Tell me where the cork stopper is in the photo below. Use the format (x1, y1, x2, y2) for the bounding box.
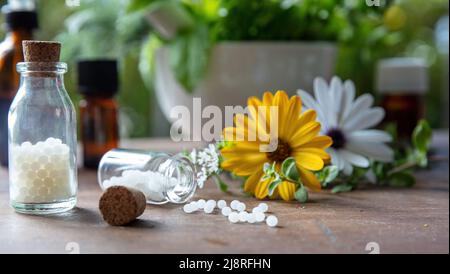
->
(99, 186, 147, 226)
(22, 40, 61, 62)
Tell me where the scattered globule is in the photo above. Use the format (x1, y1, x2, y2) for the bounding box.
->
(182, 199, 278, 228)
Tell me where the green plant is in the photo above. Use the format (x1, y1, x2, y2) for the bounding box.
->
(128, 0, 390, 93)
(54, 0, 153, 137)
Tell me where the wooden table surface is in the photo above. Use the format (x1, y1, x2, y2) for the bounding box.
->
(0, 133, 448, 254)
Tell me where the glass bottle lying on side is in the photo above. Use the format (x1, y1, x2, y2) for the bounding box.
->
(98, 149, 197, 204)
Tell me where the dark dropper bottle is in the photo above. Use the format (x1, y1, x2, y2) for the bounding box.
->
(0, 4, 38, 166)
(78, 60, 120, 169)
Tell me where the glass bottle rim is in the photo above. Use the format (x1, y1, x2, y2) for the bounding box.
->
(17, 62, 68, 74)
(161, 153, 197, 204)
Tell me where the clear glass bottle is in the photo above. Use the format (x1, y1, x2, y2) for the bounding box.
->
(8, 41, 77, 214)
(98, 149, 197, 204)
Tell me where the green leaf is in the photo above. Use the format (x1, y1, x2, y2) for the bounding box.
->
(316, 165, 339, 185)
(268, 177, 282, 196)
(412, 120, 432, 154)
(139, 34, 162, 89)
(388, 172, 416, 187)
(415, 151, 429, 168)
(294, 185, 309, 203)
(331, 184, 354, 194)
(230, 173, 247, 183)
(384, 122, 398, 143)
(127, 0, 160, 13)
(263, 162, 273, 174)
(371, 161, 389, 182)
(216, 140, 233, 150)
(348, 167, 369, 185)
(169, 24, 211, 93)
(281, 157, 300, 182)
(213, 174, 229, 192)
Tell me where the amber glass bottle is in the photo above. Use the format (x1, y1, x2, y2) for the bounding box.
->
(78, 60, 119, 169)
(376, 58, 428, 140)
(0, 7, 38, 166)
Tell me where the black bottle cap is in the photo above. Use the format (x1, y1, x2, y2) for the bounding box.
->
(77, 60, 119, 97)
(5, 11, 39, 30)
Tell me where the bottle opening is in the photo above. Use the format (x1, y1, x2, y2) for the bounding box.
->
(158, 154, 196, 204)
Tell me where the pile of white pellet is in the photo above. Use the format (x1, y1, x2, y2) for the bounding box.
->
(102, 170, 179, 203)
(183, 199, 279, 228)
(10, 138, 73, 203)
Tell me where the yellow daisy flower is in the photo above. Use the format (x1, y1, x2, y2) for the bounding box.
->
(220, 91, 332, 201)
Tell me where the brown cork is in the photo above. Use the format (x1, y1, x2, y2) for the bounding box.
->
(22, 40, 61, 62)
(99, 186, 147, 226)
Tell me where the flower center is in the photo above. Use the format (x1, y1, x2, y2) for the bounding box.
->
(267, 139, 292, 163)
(327, 128, 346, 149)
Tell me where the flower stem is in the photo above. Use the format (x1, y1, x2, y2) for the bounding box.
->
(387, 161, 418, 176)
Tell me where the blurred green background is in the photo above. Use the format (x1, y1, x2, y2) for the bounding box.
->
(0, 0, 448, 137)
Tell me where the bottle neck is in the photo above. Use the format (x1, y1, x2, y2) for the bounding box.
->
(17, 62, 68, 91)
(20, 73, 65, 91)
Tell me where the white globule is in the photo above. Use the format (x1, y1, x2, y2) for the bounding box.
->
(266, 215, 278, 227)
(206, 199, 216, 209)
(221, 206, 232, 216)
(204, 203, 215, 214)
(238, 211, 249, 222)
(230, 200, 240, 210)
(247, 213, 256, 224)
(252, 207, 263, 214)
(254, 212, 266, 222)
(10, 138, 74, 203)
(102, 169, 178, 203)
(189, 202, 199, 211)
(196, 199, 206, 209)
(258, 203, 269, 213)
(228, 212, 239, 223)
(183, 204, 193, 213)
(236, 202, 246, 212)
(217, 200, 227, 209)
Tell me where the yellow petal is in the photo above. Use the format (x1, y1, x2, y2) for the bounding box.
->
(299, 135, 333, 149)
(247, 97, 264, 123)
(240, 107, 270, 140)
(254, 178, 270, 199)
(223, 127, 247, 141)
(262, 92, 274, 105)
(295, 147, 330, 161)
(244, 170, 263, 193)
(272, 91, 289, 137)
(221, 141, 260, 154)
(298, 109, 317, 126)
(293, 152, 324, 171)
(299, 167, 322, 192)
(290, 122, 321, 148)
(278, 181, 296, 201)
(221, 153, 266, 176)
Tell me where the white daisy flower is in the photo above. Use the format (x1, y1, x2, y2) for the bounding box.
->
(298, 76, 394, 175)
